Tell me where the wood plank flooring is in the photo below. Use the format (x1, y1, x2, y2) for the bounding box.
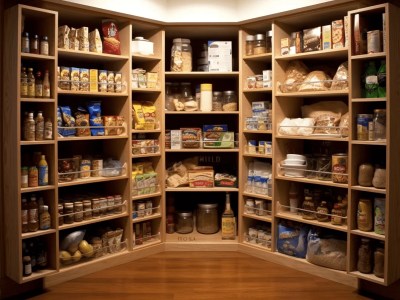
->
(26, 252, 371, 300)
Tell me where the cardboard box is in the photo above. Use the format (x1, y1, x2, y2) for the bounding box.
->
(89, 69, 98, 92)
(208, 41, 232, 72)
(170, 130, 182, 149)
(131, 37, 154, 55)
(188, 167, 214, 188)
(280, 38, 289, 55)
(146, 72, 158, 89)
(354, 13, 367, 55)
(344, 16, 349, 48)
(332, 20, 344, 49)
(303, 27, 321, 52)
(322, 25, 332, 50)
(203, 131, 234, 148)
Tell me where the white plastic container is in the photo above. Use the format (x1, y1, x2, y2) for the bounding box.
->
(131, 37, 154, 55)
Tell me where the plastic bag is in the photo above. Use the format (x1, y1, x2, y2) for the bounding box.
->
(102, 158, 123, 177)
(60, 106, 76, 136)
(298, 70, 332, 92)
(331, 62, 348, 90)
(87, 101, 104, 136)
(277, 221, 309, 258)
(280, 60, 309, 93)
(102, 19, 121, 55)
(278, 117, 315, 136)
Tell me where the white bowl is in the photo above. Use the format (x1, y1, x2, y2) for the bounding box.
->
(286, 154, 306, 161)
(283, 159, 305, 165)
(282, 163, 307, 177)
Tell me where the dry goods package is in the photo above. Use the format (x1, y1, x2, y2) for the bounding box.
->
(188, 167, 214, 188)
(59, 106, 76, 136)
(277, 221, 309, 258)
(78, 27, 89, 51)
(303, 27, 321, 52)
(214, 173, 237, 187)
(141, 103, 157, 130)
(298, 71, 332, 92)
(338, 112, 349, 137)
(74, 107, 90, 136)
(89, 29, 102, 53)
(278, 117, 315, 136)
(68, 27, 79, 50)
(331, 62, 348, 90)
(332, 19, 345, 48)
(181, 128, 202, 148)
(80, 68, 89, 91)
(88, 101, 104, 136)
(132, 103, 145, 130)
(280, 60, 309, 93)
(70, 67, 80, 91)
(102, 19, 121, 55)
(58, 25, 70, 49)
(59, 67, 71, 90)
(322, 25, 332, 50)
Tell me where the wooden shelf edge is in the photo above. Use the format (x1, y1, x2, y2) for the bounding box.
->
(165, 187, 239, 192)
(243, 213, 272, 223)
(21, 185, 56, 193)
(351, 185, 386, 194)
(20, 269, 58, 284)
(350, 229, 385, 241)
(59, 212, 129, 231)
(22, 229, 56, 239)
(275, 48, 348, 60)
(275, 176, 348, 189)
(58, 175, 128, 187)
(350, 271, 385, 285)
(242, 192, 272, 200)
(58, 48, 129, 60)
(132, 192, 162, 201)
(132, 213, 162, 224)
(58, 135, 128, 142)
(276, 212, 348, 232)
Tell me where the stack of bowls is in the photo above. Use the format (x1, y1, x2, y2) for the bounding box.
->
(282, 154, 307, 177)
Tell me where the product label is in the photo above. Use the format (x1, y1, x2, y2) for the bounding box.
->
(29, 209, 38, 223)
(21, 209, 28, 224)
(21, 175, 28, 186)
(221, 217, 235, 238)
(38, 165, 48, 186)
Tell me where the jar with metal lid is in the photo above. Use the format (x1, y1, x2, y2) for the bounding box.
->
(222, 91, 237, 111)
(254, 34, 266, 55)
(175, 211, 194, 234)
(212, 91, 223, 111)
(331, 203, 344, 225)
(246, 35, 255, 56)
(302, 196, 316, 220)
(317, 155, 332, 181)
(171, 38, 192, 72)
(63, 202, 74, 224)
(83, 200, 92, 220)
(373, 109, 386, 140)
(358, 163, 374, 186)
(316, 201, 329, 222)
(114, 194, 123, 213)
(196, 203, 219, 234)
(373, 242, 385, 278)
(74, 201, 83, 222)
(266, 30, 272, 53)
(289, 32, 297, 54)
(107, 196, 115, 214)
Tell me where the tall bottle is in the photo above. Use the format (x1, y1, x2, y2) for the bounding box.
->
(44, 118, 53, 140)
(24, 112, 35, 141)
(221, 192, 236, 240)
(38, 155, 48, 186)
(28, 194, 39, 232)
(27, 68, 35, 98)
(39, 205, 51, 230)
(20, 67, 28, 97)
(42, 70, 51, 98)
(35, 71, 43, 98)
(35, 111, 44, 141)
(21, 197, 29, 233)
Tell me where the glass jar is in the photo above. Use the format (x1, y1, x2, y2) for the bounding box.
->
(357, 238, 372, 274)
(40, 36, 49, 55)
(317, 155, 332, 181)
(30, 34, 39, 54)
(175, 211, 194, 234)
(196, 203, 219, 234)
(180, 82, 192, 99)
(21, 32, 30, 53)
(373, 242, 385, 278)
(266, 30, 272, 53)
(74, 201, 83, 222)
(302, 196, 316, 220)
(357, 198, 373, 231)
(212, 91, 223, 111)
(254, 34, 266, 55)
(245, 35, 255, 56)
(289, 32, 297, 54)
(372, 166, 386, 189)
(222, 91, 237, 111)
(170, 38, 192, 72)
(63, 202, 74, 224)
(331, 203, 343, 225)
(358, 163, 374, 186)
(373, 109, 386, 140)
(316, 201, 329, 222)
(165, 82, 175, 111)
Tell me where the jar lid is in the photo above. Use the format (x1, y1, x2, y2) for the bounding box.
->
(173, 38, 191, 44)
(374, 109, 386, 113)
(213, 91, 222, 95)
(42, 36, 48, 41)
(201, 83, 212, 91)
(246, 35, 255, 41)
(357, 114, 373, 118)
(197, 203, 218, 209)
(266, 30, 273, 37)
(255, 34, 265, 40)
(223, 90, 235, 95)
(176, 211, 192, 217)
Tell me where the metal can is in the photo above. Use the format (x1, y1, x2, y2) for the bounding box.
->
(332, 153, 348, 183)
(367, 30, 382, 54)
(357, 114, 373, 140)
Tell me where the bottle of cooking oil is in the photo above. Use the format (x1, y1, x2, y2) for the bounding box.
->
(221, 192, 236, 240)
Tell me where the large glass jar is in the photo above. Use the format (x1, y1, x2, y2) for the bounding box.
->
(254, 34, 266, 55)
(373, 109, 386, 140)
(357, 198, 373, 231)
(245, 35, 255, 56)
(222, 91, 237, 111)
(317, 155, 332, 181)
(212, 91, 223, 111)
(357, 238, 372, 274)
(170, 38, 192, 72)
(165, 82, 175, 111)
(196, 203, 219, 234)
(373, 242, 385, 278)
(175, 211, 194, 234)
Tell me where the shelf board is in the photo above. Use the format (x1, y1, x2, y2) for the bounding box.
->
(20, 140, 55, 145)
(242, 153, 272, 159)
(351, 140, 386, 146)
(352, 97, 386, 102)
(132, 213, 162, 224)
(132, 191, 162, 201)
(243, 130, 272, 134)
(20, 97, 55, 103)
(132, 129, 161, 134)
(242, 192, 272, 201)
(58, 175, 128, 187)
(275, 48, 348, 60)
(164, 71, 239, 78)
(275, 90, 348, 97)
(241, 241, 271, 252)
(165, 111, 239, 115)
(132, 239, 162, 251)
(351, 185, 386, 194)
(58, 48, 129, 61)
(58, 135, 128, 142)
(132, 53, 162, 62)
(59, 212, 129, 231)
(243, 213, 272, 223)
(21, 185, 55, 193)
(20, 269, 57, 284)
(350, 271, 385, 285)
(21, 52, 55, 60)
(165, 148, 239, 153)
(243, 52, 272, 61)
(351, 52, 386, 60)
(276, 211, 348, 232)
(166, 187, 239, 192)
(132, 152, 161, 158)
(166, 231, 237, 244)
(57, 90, 129, 97)
(276, 175, 348, 189)
(276, 135, 348, 142)
(132, 88, 161, 93)
(350, 229, 385, 241)
(243, 88, 273, 93)
(21, 229, 56, 239)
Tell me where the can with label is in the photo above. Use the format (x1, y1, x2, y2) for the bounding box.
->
(332, 153, 348, 183)
(357, 114, 373, 140)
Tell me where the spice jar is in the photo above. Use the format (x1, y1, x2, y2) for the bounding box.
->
(222, 91, 237, 111)
(58, 204, 64, 226)
(196, 203, 219, 234)
(212, 91, 223, 111)
(357, 238, 372, 274)
(373, 109, 386, 140)
(175, 211, 194, 234)
(331, 203, 343, 225)
(316, 201, 329, 222)
(357, 198, 373, 231)
(92, 198, 100, 217)
(373, 242, 385, 278)
(63, 202, 74, 224)
(254, 34, 266, 55)
(74, 201, 83, 222)
(358, 163, 374, 186)
(83, 200, 92, 220)
(170, 38, 192, 72)
(301, 196, 316, 220)
(372, 166, 386, 189)
(114, 194, 123, 213)
(246, 35, 255, 56)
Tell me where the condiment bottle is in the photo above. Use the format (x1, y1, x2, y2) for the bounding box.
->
(221, 193, 236, 240)
(63, 202, 74, 224)
(373, 242, 385, 278)
(21, 167, 29, 188)
(200, 83, 212, 112)
(357, 198, 373, 231)
(316, 201, 329, 222)
(23, 256, 32, 276)
(245, 35, 255, 56)
(44, 118, 53, 140)
(20, 67, 28, 97)
(21, 197, 29, 233)
(35, 111, 44, 141)
(30, 34, 39, 54)
(357, 238, 372, 274)
(28, 165, 38, 187)
(38, 155, 48, 186)
(35, 71, 43, 98)
(40, 36, 49, 55)
(21, 32, 30, 53)
(331, 203, 343, 225)
(39, 205, 51, 230)
(24, 112, 35, 141)
(27, 68, 35, 98)
(301, 196, 316, 220)
(28, 194, 39, 232)
(42, 70, 51, 98)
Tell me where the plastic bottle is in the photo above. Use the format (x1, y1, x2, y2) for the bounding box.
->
(38, 155, 48, 186)
(35, 111, 44, 141)
(21, 197, 29, 233)
(44, 118, 53, 140)
(27, 68, 35, 98)
(39, 205, 51, 230)
(24, 112, 35, 141)
(35, 71, 43, 98)
(28, 195, 39, 232)
(42, 70, 51, 98)
(20, 67, 28, 97)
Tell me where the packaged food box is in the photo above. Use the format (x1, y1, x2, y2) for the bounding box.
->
(344, 16, 349, 48)
(322, 25, 332, 50)
(188, 167, 214, 188)
(70, 67, 80, 91)
(332, 20, 344, 49)
(146, 72, 158, 89)
(354, 13, 367, 55)
(170, 130, 182, 149)
(80, 68, 89, 91)
(181, 128, 202, 148)
(131, 37, 154, 55)
(280, 37, 289, 55)
(208, 41, 232, 72)
(214, 173, 237, 187)
(90, 69, 98, 92)
(202, 124, 228, 132)
(203, 131, 234, 148)
(303, 27, 321, 52)
(252, 101, 270, 114)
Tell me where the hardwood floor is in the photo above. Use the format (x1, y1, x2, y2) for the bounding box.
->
(26, 252, 371, 300)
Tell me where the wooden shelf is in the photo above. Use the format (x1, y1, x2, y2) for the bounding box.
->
(275, 48, 348, 61)
(242, 153, 272, 158)
(58, 48, 129, 61)
(166, 231, 238, 245)
(132, 238, 162, 251)
(275, 175, 348, 189)
(243, 88, 273, 93)
(132, 213, 162, 224)
(350, 52, 386, 60)
(58, 135, 128, 142)
(132, 129, 161, 134)
(351, 140, 386, 146)
(242, 192, 272, 201)
(350, 271, 385, 285)
(21, 229, 56, 239)
(165, 187, 239, 192)
(132, 191, 162, 201)
(352, 97, 386, 103)
(21, 185, 55, 193)
(59, 212, 129, 231)
(165, 111, 239, 115)
(20, 97, 55, 103)
(243, 213, 272, 223)
(165, 148, 239, 153)
(164, 71, 239, 78)
(351, 185, 386, 194)
(20, 140, 55, 145)
(275, 90, 348, 97)
(350, 229, 385, 241)
(132, 53, 162, 62)
(243, 52, 272, 61)
(243, 130, 272, 134)
(21, 52, 55, 60)
(276, 135, 348, 142)
(21, 269, 57, 284)
(276, 211, 348, 232)
(57, 90, 129, 97)
(132, 153, 161, 158)
(241, 241, 271, 252)
(132, 88, 161, 93)
(58, 175, 128, 188)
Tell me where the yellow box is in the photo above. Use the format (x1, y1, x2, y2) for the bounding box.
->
(90, 69, 98, 92)
(322, 25, 332, 50)
(146, 72, 158, 89)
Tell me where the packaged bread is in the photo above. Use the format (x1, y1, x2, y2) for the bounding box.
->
(78, 27, 89, 51)
(89, 29, 102, 53)
(280, 60, 309, 93)
(331, 62, 348, 90)
(102, 19, 121, 55)
(68, 27, 79, 50)
(298, 71, 332, 92)
(338, 112, 349, 137)
(58, 25, 70, 49)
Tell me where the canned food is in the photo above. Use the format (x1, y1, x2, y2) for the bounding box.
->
(332, 153, 348, 183)
(357, 114, 373, 140)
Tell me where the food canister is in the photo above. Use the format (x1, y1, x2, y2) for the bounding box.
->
(175, 211, 194, 234)
(357, 114, 373, 140)
(332, 153, 348, 183)
(196, 203, 219, 234)
(374, 198, 385, 235)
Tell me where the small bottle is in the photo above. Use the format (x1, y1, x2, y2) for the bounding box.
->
(38, 155, 48, 186)
(21, 197, 29, 233)
(23, 256, 32, 276)
(42, 70, 51, 98)
(44, 118, 53, 140)
(35, 111, 44, 141)
(27, 68, 35, 98)
(373, 109, 386, 141)
(20, 67, 28, 97)
(21, 167, 29, 188)
(221, 192, 236, 240)
(30, 34, 39, 54)
(302, 196, 316, 220)
(28, 194, 39, 232)
(35, 71, 43, 98)
(40, 36, 49, 55)
(39, 205, 51, 230)
(24, 112, 35, 141)
(21, 32, 30, 53)
(28, 166, 38, 187)
(245, 35, 255, 56)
